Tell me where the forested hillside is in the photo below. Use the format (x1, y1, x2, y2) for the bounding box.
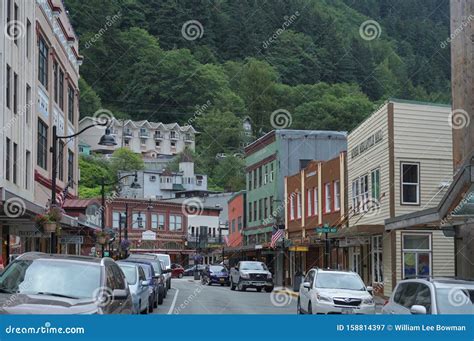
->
(66, 0, 451, 191)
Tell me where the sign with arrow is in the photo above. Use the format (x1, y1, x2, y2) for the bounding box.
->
(315, 224, 337, 234)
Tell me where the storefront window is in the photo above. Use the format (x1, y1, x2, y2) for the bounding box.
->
(371, 235, 383, 283)
(402, 234, 431, 278)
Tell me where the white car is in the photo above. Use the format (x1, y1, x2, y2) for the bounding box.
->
(382, 278, 474, 314)
(297, 268, 376, 314)
(154, 253, 172, 290)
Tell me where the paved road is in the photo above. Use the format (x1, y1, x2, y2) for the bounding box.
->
(153, 277, 297, 315)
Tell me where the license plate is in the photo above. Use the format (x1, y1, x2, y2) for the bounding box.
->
(219, 278, 225, 282)
(341, 307, 354, 314)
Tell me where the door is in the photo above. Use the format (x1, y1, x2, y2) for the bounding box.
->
(349, 247, 361, 275)
(300, 270, 314, 311)
(390, 282, 420, 314)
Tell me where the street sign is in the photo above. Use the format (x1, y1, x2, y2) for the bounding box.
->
(315, 227, 337, 233)
(142, 230, 156, 241)
(59, 235, 84, 244)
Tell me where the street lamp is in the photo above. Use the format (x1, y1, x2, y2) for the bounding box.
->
(100, 172, 141, 257)
(50, 120, 116, 253)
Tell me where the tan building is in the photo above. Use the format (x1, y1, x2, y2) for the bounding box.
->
(79, 117, 196, 157)
(345, 99, 455, 296)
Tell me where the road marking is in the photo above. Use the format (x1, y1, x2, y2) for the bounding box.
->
(167, 289, 179, 315)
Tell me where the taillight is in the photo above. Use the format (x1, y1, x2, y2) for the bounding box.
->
(383, 300, 389, 306)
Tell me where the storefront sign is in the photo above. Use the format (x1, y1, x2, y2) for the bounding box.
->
(142, 230, 156, 241)
(351, 129, 383, 159)
(18, 231, 47, 238)
(288, 246, 309, 252)
(315, 227, 337, 233)
(59, 236, 84, 244)
(339, 237, 370, 247)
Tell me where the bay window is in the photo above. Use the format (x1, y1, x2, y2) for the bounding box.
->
(402, 233, 431, 278)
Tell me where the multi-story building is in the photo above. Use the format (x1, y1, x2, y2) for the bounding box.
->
(79, 117, 196, 157)
(285, 153, 348, 286)
(1, 0, 83, 263)
(244, 130, 347, 285)
(346, 99, 455, 296)
(227, 191, 246, 249)
(119, 161, 208, 199)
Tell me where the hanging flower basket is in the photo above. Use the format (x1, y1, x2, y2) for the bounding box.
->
(95, 231, 109, 245)
(34, 207, 63, 234)
(43, 222, 58, 233)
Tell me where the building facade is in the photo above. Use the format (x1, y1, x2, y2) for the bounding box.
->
(285, 153, 348, 286)
(227, 191, 246, 248)
(345, 99, 455, 296)
(1, 0, 82, 263)
(79, 117, 195, 157)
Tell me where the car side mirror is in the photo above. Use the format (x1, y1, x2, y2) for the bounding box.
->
(410, 305, 427, 315)
(366, 286, 374, 295)
(112, 289, 128, 300)
(141, 280, 149, 287)
(303, 281, 311, 289)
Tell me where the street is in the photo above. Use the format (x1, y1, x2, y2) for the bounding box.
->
(155, 278, 297, 315)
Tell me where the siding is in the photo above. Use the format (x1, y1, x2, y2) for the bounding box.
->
(393, 102, 453, 217)
(348, 105, 390, 226)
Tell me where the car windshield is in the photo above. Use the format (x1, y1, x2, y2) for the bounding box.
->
(315, 272, 366, 291)
(157, 255, 170, 267)
(0, 259, 100, 299)
(210, 265, 226, 273)
(130, 259, 161, 275)
(240, 262, 267, 271)
(118, 265, 137, 285)
(435, 286, 474, 314)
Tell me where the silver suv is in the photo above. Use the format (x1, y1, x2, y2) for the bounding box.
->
(382, 278, 474, 314)
(298, 268, 375, 314)
(230, 261, 273, 292)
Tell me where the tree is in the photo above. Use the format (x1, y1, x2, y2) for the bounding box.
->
(109, 148, 144, 178)
(79, 78, 102, 119)
(212, 155, 246, 192)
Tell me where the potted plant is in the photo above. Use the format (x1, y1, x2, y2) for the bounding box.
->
(95, 230, 109, 245)
(34, 207, 63, 234)
(120, 239, 131, 250)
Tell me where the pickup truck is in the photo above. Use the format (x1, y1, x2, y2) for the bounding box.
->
(230, 261, 273, 292)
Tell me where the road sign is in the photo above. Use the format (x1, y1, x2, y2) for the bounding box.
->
(315, 227, 337, 233)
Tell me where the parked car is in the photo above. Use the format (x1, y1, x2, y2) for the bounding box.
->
(382, 277, 474, 314)
(183, 264, 206, 276)
(297, 268, 375, 314)
(124, 256, 166, 305)
(230, 261, 273, 292)
(171, 264, 184, 278)
(135, 262, 158, 311)
(117, 262, 150, 314)
(0, 252, 133, 314)
(153, 254, 172, 290)
(159, 261, 168, 298)
(202, 265, 230, 286)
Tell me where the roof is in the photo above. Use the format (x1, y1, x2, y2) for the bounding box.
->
(79, 117, 196, 133)
(388, 97, 451, 108)
(63, 198, 101, 209)
(16, 252, 104, 264)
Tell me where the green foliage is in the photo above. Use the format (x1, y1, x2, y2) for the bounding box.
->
(109, 148, 144, 176)
(212, 156, 246, 192)
(78, 78, 102, 119)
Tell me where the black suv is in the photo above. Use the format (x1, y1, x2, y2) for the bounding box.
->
(0, 252, 133, 314)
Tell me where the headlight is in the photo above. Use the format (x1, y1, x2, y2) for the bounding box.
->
(267, 273, 272, 279)
(363, 297, 374, 305)
(316, 294, 332, 302)
(241, 273, 250, 279)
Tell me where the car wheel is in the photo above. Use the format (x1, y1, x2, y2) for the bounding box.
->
(256, 287, 262, 292)
(154, 292, 158, 308)
(308, 302, 313, 315)
(238, 281, 246, 292)
(149, 298, 154, 313)
(297, 298, 302, 314)
(230, 279, 235, 291)
(221, 283, 225, 286)
(265, 286, 273, 293)
(179, 273, 183, 278)
(158, 288, 164, 305)
(163, 286, 167, 298)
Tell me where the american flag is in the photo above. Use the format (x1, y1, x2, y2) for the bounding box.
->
(270, 225, 284, 248)
(56, 179, 72, 208)
(223, 235, 230, 247)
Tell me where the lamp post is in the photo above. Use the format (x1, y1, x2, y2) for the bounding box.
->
(219, 225, 229, 265)
(50, 121, 116, 254)
(99, 172, 141, 257)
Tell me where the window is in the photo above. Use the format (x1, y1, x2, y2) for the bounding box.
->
(334, 180, 340, 211)
(248, 172, 252, 191)
(307, 189, 312, 216)
(53, 62, 58, 103)
(253, 201, 257, 222)
(371, 168, 380, 201)
(371, 235, 383, 283)
(6, 65, 11, 109)
(352, 179, 359, 212)
(259, 199, 263, 221)
(38, 37, 49, 87)
(402, 234, 431, 278)
(258, 167, 262, 187)
(170, 131, 176, 139)
(6, 0, 11, 23)
(37, 119, 48, 169)
(237, 216, 242, 231)
(59, 69, 64, 110)
(297, 192, 302, 219)
(253, 170, 257, 189)
(169, 215, 182, 231)
(132, 212, 145, 229)
(314, 188, 319, 216)
(401, 163, 420, 204)
(155, 141, 160, 147)
(6, 138, 11, 181)
(26, 84, 31, 124)
(58, 141, 64, 181)
(153, 214, 165, 230)
(264, 165, 268, 185)
(140, 138, 146, 145)
(232, 219, 236, 233)
(325, 183, 331, 213)
(13, 4, 18, 45)
(13, 72, 18, 114)
(264, 198, 268, 219)
(68, 151, 74, 186)
(68, 86, 74, 122)
(360, 175, 369, 211)
(269, 196, 274, 218)
(13, 143, 17, 184)
(270, 163, 274, 182)
(248, 202, 252, 222)
(25, 151, 31, 189)
(112, 211, 125, 228)
(26, 20, 32, 59)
